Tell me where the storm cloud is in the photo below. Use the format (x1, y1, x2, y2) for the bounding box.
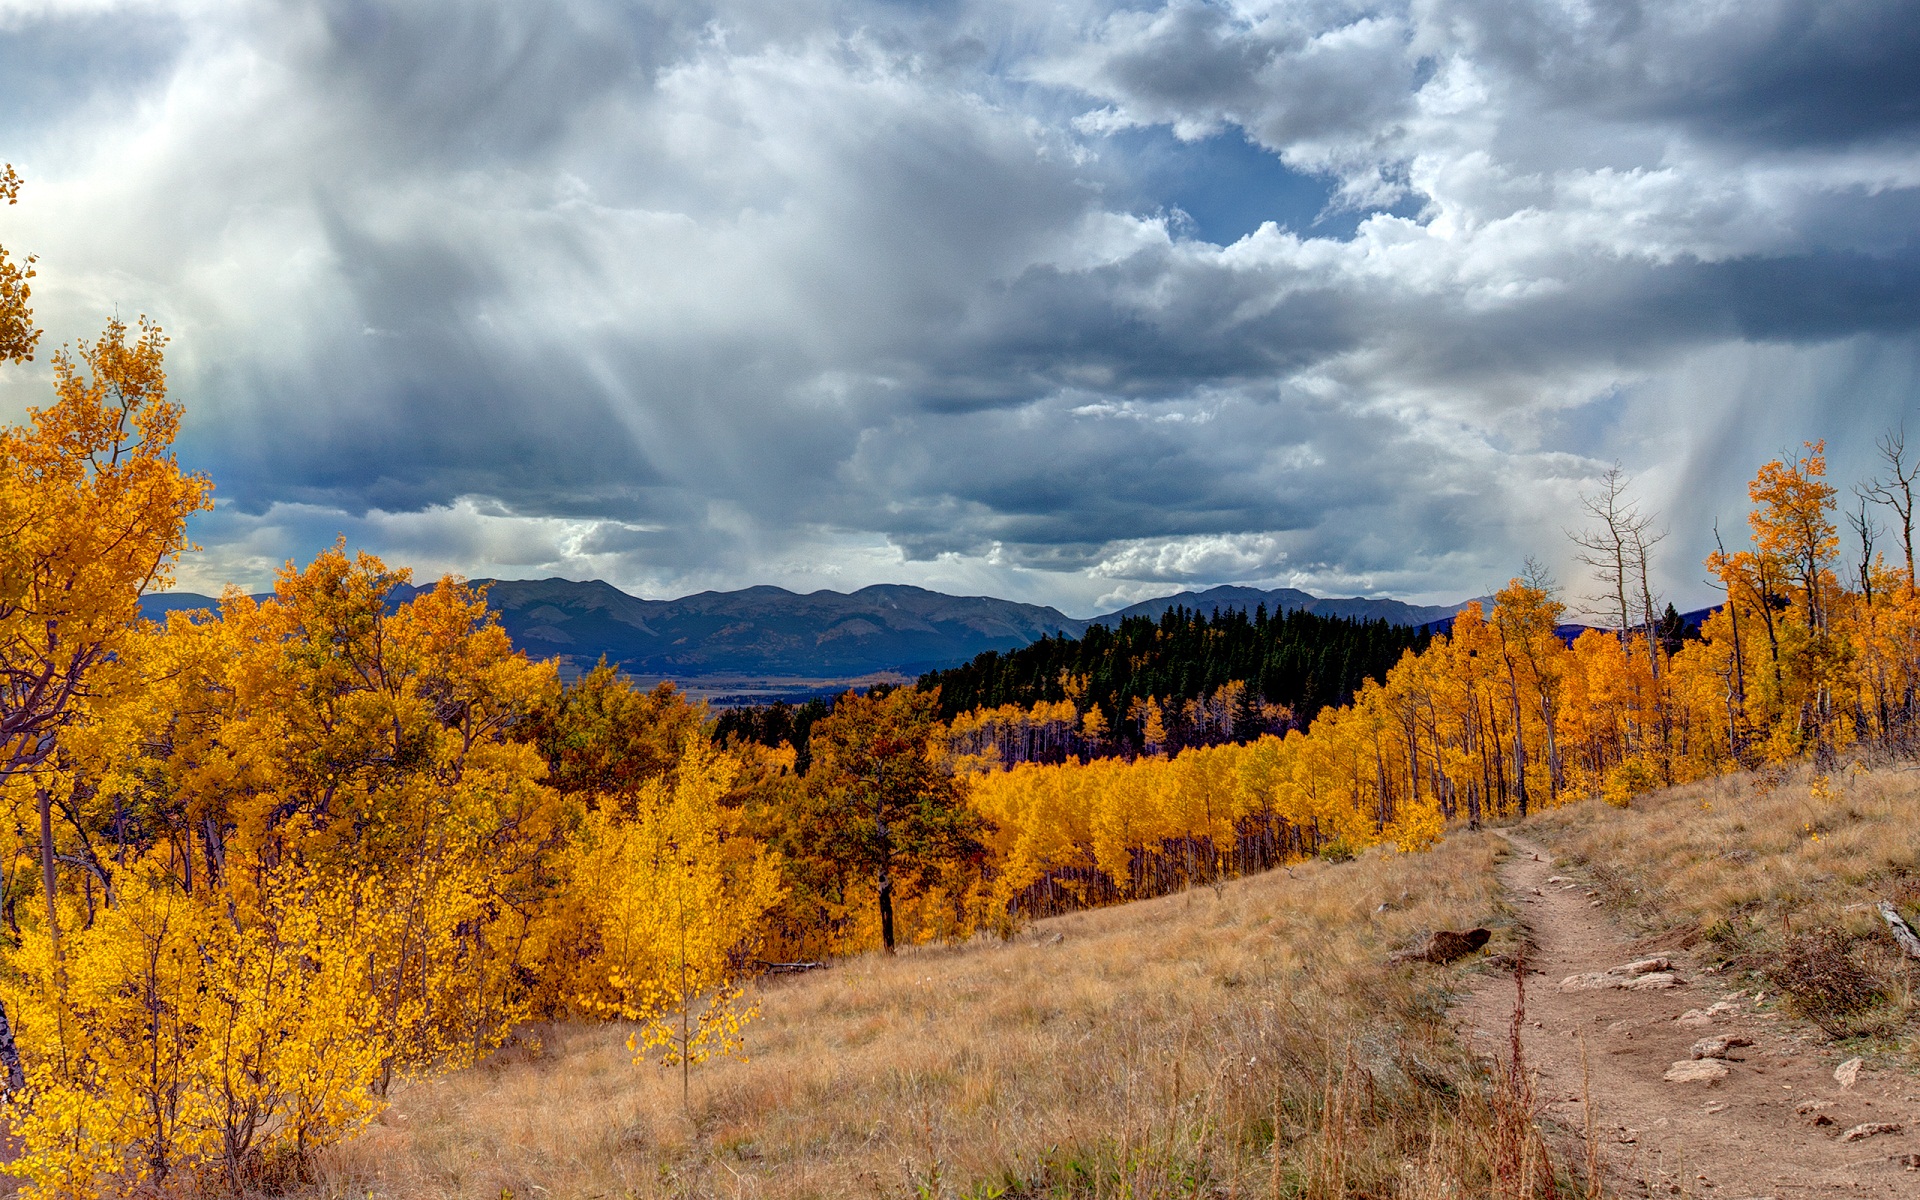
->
(0, 0, 1914, 614)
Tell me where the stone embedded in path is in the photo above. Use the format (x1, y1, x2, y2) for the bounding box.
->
(1625, 971, 1681, 990)
(1664, 1059, 1729, 1084)
(1676, 1008, 1715, 1027)
(1835, 1057, 1865, 1089)
(1559, 957, 1680, 992)
(1690, 1035, 1753, 1059)
(1841, 1121, 1902, 1142)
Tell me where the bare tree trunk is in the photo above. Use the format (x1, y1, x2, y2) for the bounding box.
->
(0, 998, 25, 1098)
(1861, 426, 1916, 590)
(37, 784, 62, 969)
(1877, 900, 1920, 960)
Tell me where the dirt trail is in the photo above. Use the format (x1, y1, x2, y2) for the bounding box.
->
(1457, 832, 1919, 1197)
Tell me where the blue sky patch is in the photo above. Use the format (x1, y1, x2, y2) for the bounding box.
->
(1106, 127, 1361, 245)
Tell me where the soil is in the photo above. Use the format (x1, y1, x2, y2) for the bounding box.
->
(1457, 832, 1920, 1198)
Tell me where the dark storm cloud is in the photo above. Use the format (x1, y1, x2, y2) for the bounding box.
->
(1, 0, 1917, 612)
(1430, 0, 1920, 149)
(1039, 0, 1419, 151)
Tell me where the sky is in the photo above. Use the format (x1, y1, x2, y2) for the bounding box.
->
(1, 0, 1916, 618)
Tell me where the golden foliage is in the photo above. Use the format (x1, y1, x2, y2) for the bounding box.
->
(951, 446, 1920, 913)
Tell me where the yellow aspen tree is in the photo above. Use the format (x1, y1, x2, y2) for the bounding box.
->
(565, 736, 783, 1104)
(0, 180, 212, 1096)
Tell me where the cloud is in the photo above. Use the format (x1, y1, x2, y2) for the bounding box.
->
(1, 0, 1916, 617)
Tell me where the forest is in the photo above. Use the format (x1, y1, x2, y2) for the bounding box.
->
(4, 164, 1920, 1195)
(921, 605, 1430, 755)
(715, 606, 1428, 769)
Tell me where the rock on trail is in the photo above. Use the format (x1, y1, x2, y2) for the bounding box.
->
(1662, 1059, 1729, 1084)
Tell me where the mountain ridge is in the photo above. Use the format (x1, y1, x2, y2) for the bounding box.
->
(137, 579, 1481, 680)
(1090, 584, 1473, 629)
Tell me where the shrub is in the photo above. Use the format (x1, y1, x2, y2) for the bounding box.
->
(1767, 927, 1891, 1037)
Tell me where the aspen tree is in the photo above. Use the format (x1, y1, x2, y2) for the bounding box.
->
(0, 178, 212, 1098)
(1860, 426, 1917, 590)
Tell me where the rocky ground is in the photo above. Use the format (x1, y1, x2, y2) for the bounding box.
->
(1458, 833, 1920, 1198)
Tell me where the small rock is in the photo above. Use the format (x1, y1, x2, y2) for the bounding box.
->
(1618, 957, 1672, 975)
(1705, 1000, 1739, 1016)
(1664, 1059, 1729, 1084)
(1691, 1035, 1755, 1059)
(1892, 1152, 1920, 1171)
(1794, 1100, 1833, 1116)
(1675, 1009, 1715, 1028)
(1835, 1057, 1865, 1089)
(1703, 1101, 1729, 1114)
(1547, 875, 1568, 884)
(1625, 971, 1682, 990)
(1841, 1121, 1902, 1143)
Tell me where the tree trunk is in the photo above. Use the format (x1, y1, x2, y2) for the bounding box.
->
(877, 872, 895, 953)
(37, 784, 62, 969)
(0, 998, 25, 1098)
(1877, 900, 1920, 959)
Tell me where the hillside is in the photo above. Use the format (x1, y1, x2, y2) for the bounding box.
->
(294, 763, 1920, 1199)
(304, 831, 1516, 1198)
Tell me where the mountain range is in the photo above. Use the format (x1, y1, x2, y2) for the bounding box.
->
(136, 580, 1477, 682)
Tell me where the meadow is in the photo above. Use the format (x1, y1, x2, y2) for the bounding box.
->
(308, 831, 1547, 1199)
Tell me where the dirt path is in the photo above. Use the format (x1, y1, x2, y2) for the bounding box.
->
(1457, 832, 1919, 1197)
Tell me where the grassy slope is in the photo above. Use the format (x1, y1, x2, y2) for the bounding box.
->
(313, 833, 1526, 1199)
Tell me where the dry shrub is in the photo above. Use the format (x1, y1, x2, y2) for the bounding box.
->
(1769, 928, 1897, 1038)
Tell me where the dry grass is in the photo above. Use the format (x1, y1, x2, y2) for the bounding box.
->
(1520, 761, 1920, 1049)
(304, 831, 1568, 1199)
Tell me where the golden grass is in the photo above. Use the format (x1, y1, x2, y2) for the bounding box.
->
(306, 832, 1553, 1199)
(1520, 761, 1920, 1046)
